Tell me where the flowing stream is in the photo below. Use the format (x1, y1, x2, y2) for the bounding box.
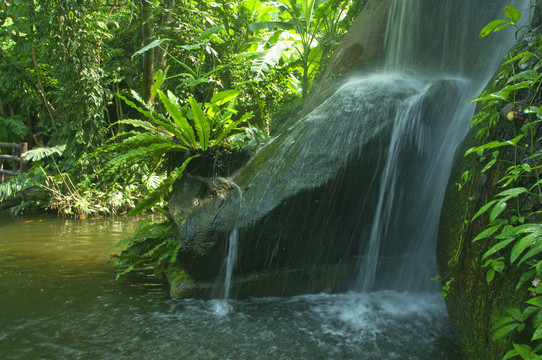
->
(0, 214, 458, 359)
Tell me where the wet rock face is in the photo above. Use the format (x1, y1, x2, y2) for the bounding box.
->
(169, 175, 237, 281)
(303, 0, 390, 114)
(169, 76, 459, 297)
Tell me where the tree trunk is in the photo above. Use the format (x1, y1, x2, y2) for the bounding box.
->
(154, 0, 175, 75)
(141, 0, 155, 105)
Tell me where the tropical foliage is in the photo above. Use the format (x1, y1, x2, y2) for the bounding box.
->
(456, 5, 542, 359)
(0, 0, 363, 278)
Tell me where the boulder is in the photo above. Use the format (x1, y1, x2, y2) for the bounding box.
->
(169, 75, 460, 298)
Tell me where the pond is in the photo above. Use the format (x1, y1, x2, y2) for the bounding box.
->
(0, 214, 459, 359)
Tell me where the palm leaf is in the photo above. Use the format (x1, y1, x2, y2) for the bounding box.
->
(251, 41, 288, 80)
(23, 145, 66, 162)
(4, 117, 28, 140)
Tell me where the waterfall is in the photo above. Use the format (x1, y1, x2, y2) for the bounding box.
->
(179, 0, 533, 300)
(214, 179, 243, 304)
(352, 0, 530, 292)
(223, 227, 239, 300)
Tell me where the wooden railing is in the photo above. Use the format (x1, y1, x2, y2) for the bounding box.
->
(0, 142, 28, 183)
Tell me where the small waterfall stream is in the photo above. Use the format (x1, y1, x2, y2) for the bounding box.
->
(213, 179, 243, 313)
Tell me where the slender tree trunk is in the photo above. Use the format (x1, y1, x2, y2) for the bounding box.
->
(31, 46, 59, 136)
(28, 0, 59, 137)
(141, 0, 155, 105)
(0, 94, 5, 119)
(154, 0, 175, 74)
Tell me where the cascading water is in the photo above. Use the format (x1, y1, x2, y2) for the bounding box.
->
(213, 179, 243, 314)
(202, 0, 530, 297)
(350, 0, 531, 292)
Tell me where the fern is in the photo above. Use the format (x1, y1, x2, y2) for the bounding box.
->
(128, 155, 196, 215)
(3, 117, 28, 140)
(0, 173, 30, 201)
(111, 220, 178, 277)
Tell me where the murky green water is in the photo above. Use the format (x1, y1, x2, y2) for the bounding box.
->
(0, 214, 459, 359)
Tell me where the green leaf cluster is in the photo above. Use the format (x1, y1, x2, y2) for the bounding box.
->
(463, 6, 542, 358)
(111, 220, 179, 278)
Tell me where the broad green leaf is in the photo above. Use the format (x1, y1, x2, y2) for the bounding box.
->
(473, 224, 503, 242)
(504, 52, 534, 65)
(301, 0, 316, 30)
(211, 90, 240, 106)
(196, 26, 225, 41)
(511, 233, 542, 263)
(480, 19, 511, 38)
(512, 343, 537, 360)
(179, 44, 201, 51)
(527, 296, 542, 307)
(514, 223, 542, 235)
(507, 70, 537, 84)
(251, 41, 288, 80)
(493, 323, 519, 340)
(482, 238, 515, 260)
(189, 97, 210, 151)
(532, 326, 542, 341)
(132, 39, 169, 59)
(471, 200, 497, 222)
(487, 268, 495, 284)
(504, 6, 522, 24)
(23, 145, 66, 161)
(497, 187, 528, 198)
(503, 349, 519, 360)
(518, 243, 542, 265)
(505, 81, 532, 92)
(465, 134, 525, 156)
(151, 68, 168, 100)
(215, 112, 254, 144)
(490, 201, 507, 223)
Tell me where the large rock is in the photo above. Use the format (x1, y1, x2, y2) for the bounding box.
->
(169, 75, 461, 298)
(303, 0, 389, 113)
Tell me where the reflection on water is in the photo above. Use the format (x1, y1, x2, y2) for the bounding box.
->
(0, 214, 458, 359)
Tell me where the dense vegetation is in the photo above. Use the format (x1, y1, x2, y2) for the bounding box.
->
(448, 5, 542, 359)
(0, 0, 362, 277)
(0, 0, 361, 215)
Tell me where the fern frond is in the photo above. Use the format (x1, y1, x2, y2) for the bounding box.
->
(4, 117, 28, 140)
(0, 173, 30, 201)
(117, 93, 156, 121)
(128, 155, 197, 215)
